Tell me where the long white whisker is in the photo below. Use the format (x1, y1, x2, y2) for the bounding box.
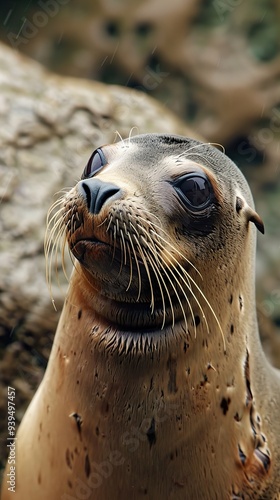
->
(127, 232, 141, 301)
(133, 234, 155, 314)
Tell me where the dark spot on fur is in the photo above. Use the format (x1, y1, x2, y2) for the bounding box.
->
(220, 397, 231, 415)
(183, 342, 189, 353)
(244, 349, 253, 404)
(200, 374, 208, 387)
(238, 444, 246, 465)
(85, 454, 91, 478)
(96, 426, 100, 436)
(67, 480, 73, 489)
(230, 324, 234, 334)
(138, 486, 148, 495)
(101, 401, 109, 414)
(146, 417, 156, 448)
(194, 315, 200, 326)
(167, 355, 178, 393)
(76, 380, 80, 385)
(70, 412, 82, 434)
(239, 295, 243, 310)
(229, 294, 233, 304)
(261, 433, 266, 443)
(65, 449, 72, 469)
(78, 309, 82, 320)
(234, 412, 241, 422)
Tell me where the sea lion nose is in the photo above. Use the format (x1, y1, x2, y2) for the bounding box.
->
(79, 178, 122, 215)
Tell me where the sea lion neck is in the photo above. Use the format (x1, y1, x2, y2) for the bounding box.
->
(61, 260, 250, 376)
(46, 274, 271, 500)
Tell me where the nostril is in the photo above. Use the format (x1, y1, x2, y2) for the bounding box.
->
(82, 182, 92, 211)
(79, 179, 122, 215)
(94, 186, 120, 215)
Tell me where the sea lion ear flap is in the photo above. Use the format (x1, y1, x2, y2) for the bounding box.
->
(236, 196, 265, 234)
(247, 210, 265, 234)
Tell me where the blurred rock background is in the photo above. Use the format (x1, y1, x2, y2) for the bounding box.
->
(0, 0, 279, 474)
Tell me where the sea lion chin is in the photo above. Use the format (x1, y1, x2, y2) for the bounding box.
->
(2, 134, 279, 500)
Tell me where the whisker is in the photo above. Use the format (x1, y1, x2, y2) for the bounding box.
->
(154, 238, 208, 336)
(120, 228, 127, 266)
(154, 244, 197, 336)
(118, 231, 125, 277)
(208, 142, 225, 154)
(60, 232, 70, 282)
(97, 216, 108, 229)
(126, 241, 133, 292)
(150, 228, 201, 279)
(143, 248, 174, 330)
(106, 215, 113, 233)
(176, 142, 215, 159)
(133, 234, 155, 314)
(128, 126, 139, 144)
(136, 208, 162, 227)
(136, 215, 201, 279)
(154, 248, 189, 334)
(111, 222, 117, 263)
(133, 215, 224, 346)
(158, 241, 225, 349)
(45, 216, 65, 306)
(127, 232, 141, 301)
(114, 130, 124, 144)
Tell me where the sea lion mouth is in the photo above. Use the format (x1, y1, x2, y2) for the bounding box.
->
(86, 286, 191, 332)
(71, 238, 192, 331)
(72, 236, 109, 252)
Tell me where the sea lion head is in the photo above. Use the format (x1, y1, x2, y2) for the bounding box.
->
(48, 134, 264, 351)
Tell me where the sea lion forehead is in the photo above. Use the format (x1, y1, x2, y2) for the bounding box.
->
(123, 134, 254, 203)
(102, 134, 214, 173)
(107, 134, 233, 178)
(94, 134, 253, 207)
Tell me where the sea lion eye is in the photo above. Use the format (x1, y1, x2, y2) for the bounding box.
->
(81, 149, 107, 179)
(174, 173, 213, 211)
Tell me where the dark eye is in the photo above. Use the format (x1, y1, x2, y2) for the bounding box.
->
(81, 148, 107, 179)
(174, 173, 213, 211)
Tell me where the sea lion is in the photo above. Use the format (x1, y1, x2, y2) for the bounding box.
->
(2, 134, 280, 500)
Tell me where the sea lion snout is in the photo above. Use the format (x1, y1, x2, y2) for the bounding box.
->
(78, 178, 123, 215)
